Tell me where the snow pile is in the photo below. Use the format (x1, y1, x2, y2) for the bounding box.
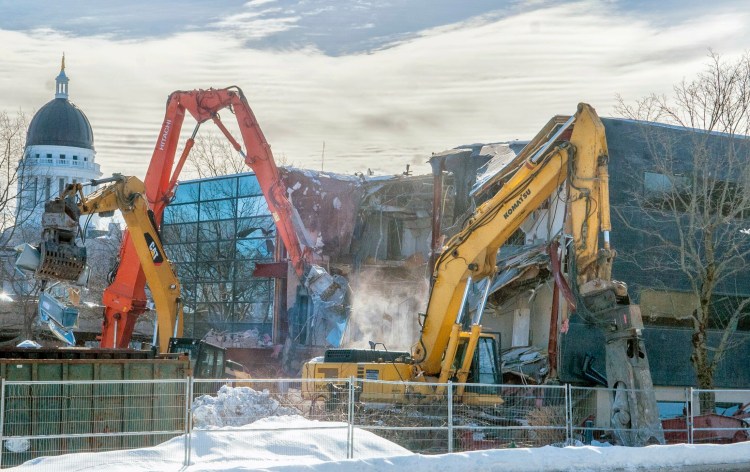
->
(9, 415, 410, 471)
(4, 438, 30, 453)
(192, 385, 299, 428)
(7, 422, 750, 472)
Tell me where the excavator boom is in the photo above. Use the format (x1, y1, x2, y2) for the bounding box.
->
(28, 175, 183, 353)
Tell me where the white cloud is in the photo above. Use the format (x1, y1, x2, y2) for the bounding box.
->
(0, 2, 748, 179)
(212, 2, 299, 41)
(247, 0, 278, 6)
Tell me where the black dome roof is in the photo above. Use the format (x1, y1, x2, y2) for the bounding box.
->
(26, 98, 94, 150)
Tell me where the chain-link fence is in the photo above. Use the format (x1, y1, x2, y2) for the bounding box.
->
(0, 378, 748, 469)
(686, 388, 750, 445)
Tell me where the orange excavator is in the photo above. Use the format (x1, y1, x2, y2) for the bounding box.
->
(95, 87, 346, 349)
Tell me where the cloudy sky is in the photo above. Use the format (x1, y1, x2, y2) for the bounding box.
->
(0, 0, 748, 178)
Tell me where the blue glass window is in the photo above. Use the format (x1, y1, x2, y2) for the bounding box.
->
(162, 173, 274, 339)
(172, 182, 200, 204)
(238, 174, 262, 196)
(201, 177, 237, 201)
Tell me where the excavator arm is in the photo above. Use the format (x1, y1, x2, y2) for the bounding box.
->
(101, 87, 345, 349)
(31, 175, 183, 353)
(413, 107, 583, 377)
(414, 103, 662, 445)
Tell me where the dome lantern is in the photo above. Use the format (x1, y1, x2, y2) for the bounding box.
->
(55, 54, 69, 99)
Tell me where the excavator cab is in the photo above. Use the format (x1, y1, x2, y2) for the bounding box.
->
(441, 334, 501, 385)
(167, 337, 250, 380)
(168, 337, 224, 378)
(457, 333, 501, 385)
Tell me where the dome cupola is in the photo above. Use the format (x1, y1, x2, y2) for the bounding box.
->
(25, 55, 94, 150)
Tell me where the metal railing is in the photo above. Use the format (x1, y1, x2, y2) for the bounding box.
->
(28, 158, 97, 170)
(0, 378, 747, 469)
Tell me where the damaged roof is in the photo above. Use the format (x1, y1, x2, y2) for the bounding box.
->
(280, 167, 436, 264)
(488, 244, 550, 304)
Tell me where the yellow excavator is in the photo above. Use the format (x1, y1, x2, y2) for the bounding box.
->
(18, 174, 249, 379)
(303, 103, 664, 446)
(27, 174, 183, 351)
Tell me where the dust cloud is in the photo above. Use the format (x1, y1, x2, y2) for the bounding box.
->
(341, 267, 429, 352)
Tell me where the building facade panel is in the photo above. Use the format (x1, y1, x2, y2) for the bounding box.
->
(554, 118, 750, 387)
(162, 173, 276, 342)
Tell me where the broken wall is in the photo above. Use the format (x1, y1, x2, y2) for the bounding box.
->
(278, 168, 443, 353)
(352, 175, 435, 266)
(280, 168, 363, 263)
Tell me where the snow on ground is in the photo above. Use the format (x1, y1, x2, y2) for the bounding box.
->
(262, 443, 750, 472)
(7, 386, 750, 471)
(8, 415, 410, 471)
(8, 424, 750, 472)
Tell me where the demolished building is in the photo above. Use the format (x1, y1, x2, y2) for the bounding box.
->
(160, 166, 447, 373)
(160, 115, 750, 394)
(434, 118, 750, 424)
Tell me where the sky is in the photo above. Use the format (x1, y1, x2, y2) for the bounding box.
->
(0, 0, 749, 179)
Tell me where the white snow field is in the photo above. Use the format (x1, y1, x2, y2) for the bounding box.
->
(7, 415, 409, 471)
(7, 420, 750, 472)
(6, 386, 750, 471)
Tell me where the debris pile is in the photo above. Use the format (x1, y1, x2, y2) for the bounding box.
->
(192, 385, 300, 428)
(502, 346, 549, 383)
(203, 328, 273, 348)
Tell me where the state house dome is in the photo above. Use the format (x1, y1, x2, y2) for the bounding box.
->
(26, 98, 94, 150)
(25, 56, 94, 151)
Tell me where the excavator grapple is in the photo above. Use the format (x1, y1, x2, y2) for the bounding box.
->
(36, 196, 87, 283)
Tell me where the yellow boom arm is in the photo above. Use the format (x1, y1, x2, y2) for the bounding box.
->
(65, 176, 183, 352)
(413, 103, 610, 379)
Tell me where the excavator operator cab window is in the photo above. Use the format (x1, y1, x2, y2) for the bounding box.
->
(203, 348, 225, 378)
(197, 348, 217, 378)
(192, 343, 224, 379)
(474, 336, 500, 384)
(452, 335, 501, 388)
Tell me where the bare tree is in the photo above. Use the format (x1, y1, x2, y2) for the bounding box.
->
(616, 52, 750, 410)
(186, 134, 247, 178)
(0, 110, 32, 236)
(0, 110, 49, 342)
(185, 133, 289, 178)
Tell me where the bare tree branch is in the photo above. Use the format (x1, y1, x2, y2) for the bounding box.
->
(616, 52, 750, 410)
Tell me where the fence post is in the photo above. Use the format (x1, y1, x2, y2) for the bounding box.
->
(447, 381, 453, 453)
(347, 376, 355, 459)
(184, 376, 193, 466)
(0, 378, 5, 468)
(688, 387, 694, 445)
(565, 384, 572, 444)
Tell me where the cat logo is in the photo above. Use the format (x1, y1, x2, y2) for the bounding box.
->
(144, 233, 164, 264)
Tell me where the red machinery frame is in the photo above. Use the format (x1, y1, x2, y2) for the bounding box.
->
(100, 87, 312, 348)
